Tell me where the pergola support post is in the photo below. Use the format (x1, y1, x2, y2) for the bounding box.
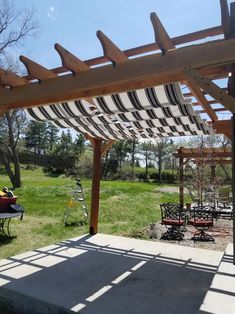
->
(89, 138, 103, 235)
(228, 1, 235, 265)
(232, 115, 235, 265)
(179, 147, 184, 209)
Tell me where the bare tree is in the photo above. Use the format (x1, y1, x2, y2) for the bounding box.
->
(0, 109, 27, 188)
(0, 0, 38, 66)
(0, 0, 38, 187)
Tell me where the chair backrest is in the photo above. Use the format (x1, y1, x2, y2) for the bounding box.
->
(217, 190, 232, 206)
(160, 203, 181, 222)
(190, 204, 213, 222)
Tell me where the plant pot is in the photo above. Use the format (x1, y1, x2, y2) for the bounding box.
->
(0, 196, 17, 212)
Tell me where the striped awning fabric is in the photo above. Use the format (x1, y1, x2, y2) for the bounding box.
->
(26, 82, 212, 139)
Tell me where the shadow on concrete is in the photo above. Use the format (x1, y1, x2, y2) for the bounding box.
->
(0, 234, 229, 314)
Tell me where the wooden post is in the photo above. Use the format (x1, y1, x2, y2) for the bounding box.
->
(179, 147, 184, 209)
(89, 138, 102, 235)
(229, 2, 235, 265)
(231, 115, 235, 265)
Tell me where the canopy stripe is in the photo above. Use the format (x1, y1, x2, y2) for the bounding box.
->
(26, 82, 212, 139)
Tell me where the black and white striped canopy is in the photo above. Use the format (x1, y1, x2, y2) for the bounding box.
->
(26, 82, 212, 139)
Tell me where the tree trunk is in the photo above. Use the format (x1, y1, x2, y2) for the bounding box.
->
(131, 151, 135, 172)
(131, 141, 135, 173)
(0, 153, 15, 187)
(145, 153, 148, 181)
(12, 147, 21, 188)
(103, 150, 109, 179)
(158, 157, 162, 184)
(3, 112, 22, 188)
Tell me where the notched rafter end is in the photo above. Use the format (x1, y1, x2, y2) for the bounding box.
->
(20, 55, 57, 80)
(54, 43, 89, 73)
(96, 30, 128, 64)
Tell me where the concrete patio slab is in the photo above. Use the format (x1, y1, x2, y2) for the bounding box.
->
(0, 233, 232, 314)
(199, 243, 235, 314)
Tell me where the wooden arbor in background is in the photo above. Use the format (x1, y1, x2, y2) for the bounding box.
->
(174, 147, 232, 208)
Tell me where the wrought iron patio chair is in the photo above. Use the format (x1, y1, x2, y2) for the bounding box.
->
(216, 191, 232, 208)
(160, 203, 185, 241)
(189, 205, 214, 242)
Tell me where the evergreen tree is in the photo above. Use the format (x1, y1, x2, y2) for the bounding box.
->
(25, 121, 48, 154)
(73, 133, 85, 156)
(46, 122, 59, 153)
(54, 130, 74, 156)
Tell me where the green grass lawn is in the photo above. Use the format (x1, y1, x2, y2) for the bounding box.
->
(0, 167, 182, 259)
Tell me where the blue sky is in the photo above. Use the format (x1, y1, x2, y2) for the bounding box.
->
(15, 0, 225, 68)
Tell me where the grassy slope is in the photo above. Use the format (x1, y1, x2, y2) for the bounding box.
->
(0, 167, 181, 259)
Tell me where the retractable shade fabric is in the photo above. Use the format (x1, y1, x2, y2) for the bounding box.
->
(26, 82, 212, 140)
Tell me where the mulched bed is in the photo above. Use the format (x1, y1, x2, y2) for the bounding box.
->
(138, 219, 233, 251)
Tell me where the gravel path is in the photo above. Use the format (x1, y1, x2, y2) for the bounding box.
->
(154, 186, 179, 193)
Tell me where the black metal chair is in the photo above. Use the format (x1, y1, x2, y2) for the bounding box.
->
(189, 205, 214, 242)
(217, 191, 232, 208)
(160, 203, 185, 241)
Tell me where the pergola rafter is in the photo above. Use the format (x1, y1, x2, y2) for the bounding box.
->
(55, 43, 90, 73)
(150, 12, 175, 55)
(20, 56, 58, 80)
(183, 69, 235, 114)
(220, 0, 230, 38)
(0, 38, 235, 112)
(97, 31, 128, 64)
(0, 68, 28, 87)
(183, 73, 219, 122)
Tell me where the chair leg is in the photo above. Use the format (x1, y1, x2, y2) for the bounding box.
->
(161, 226, 184, 241)
(191, 230, 214, 242)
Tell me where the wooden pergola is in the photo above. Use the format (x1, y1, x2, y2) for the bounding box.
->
(0, 1, 235, 260)
(174, 147, 232, 208)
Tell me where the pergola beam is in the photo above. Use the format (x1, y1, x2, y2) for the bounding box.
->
(212, 119, 232, 139)
(0, 105, 8, 116)
(183, 68, 235, 114)
(212, 119, 232, 129)
(1, 38, 235, 110)
(174, 152, 232, 158)
(192, 158, 231, 165)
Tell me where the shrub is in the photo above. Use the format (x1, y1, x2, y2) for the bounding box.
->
(149, 172, 176, 183)
(107, 164, 136, 181)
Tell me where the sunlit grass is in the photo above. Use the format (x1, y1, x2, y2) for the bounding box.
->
(0, 166, 182, 259)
